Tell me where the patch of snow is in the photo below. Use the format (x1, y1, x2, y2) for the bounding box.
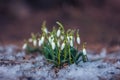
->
(0, 46, 5, 53)
(87, 48, 107, 61)
(100, 48, 107, 58)
(0, 45, 120, 80)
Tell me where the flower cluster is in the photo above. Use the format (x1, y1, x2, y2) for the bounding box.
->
(23, 21, 88, 67)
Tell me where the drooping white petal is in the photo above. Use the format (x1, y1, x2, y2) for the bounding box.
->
(57, 40, 60, 47)
(48, 36, 52, 42)
(60, 36, 64, 40)
(48, 37, 51, 42)
(70, 40, 73, 47)
(70, 36, 73, 40)
(51, 38, 54, 42)
(44, 28, 48, 34)
(33, 40, 37, 46)
(61, 42, 65, 50)
(38, 40, 42, 47)
(83, 48, 87, 55)
(67, 36, 70, 41)
(38, 36, 44, 47)
(49, 36, 54, 43)
(22, 43, 27, 50)
(28, 38, 33, 42)
(77, 36, 80, 44)
(51, 41, 55, 50)
(57, 29, 61, 37)
(41, 36, 44, 43)
(51, 35, 54, 38)
(38, 39, 42, 47)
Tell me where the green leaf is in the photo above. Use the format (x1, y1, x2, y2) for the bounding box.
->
(61, 60, 68, 63)
(26, 45, 40, 53)
(70, 47, 77, 56)
(75, 51, 83, 61)
(47, 59, 58, 65)
(43, 47, 50, 59)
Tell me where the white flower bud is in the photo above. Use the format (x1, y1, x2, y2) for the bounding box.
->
(33, 40, 37, 46)
(51, 38, 54, 42)
(60, 36, 64, 40)
(44, 28, 48, 34)
(67, 36, 74, 47)
(28, 38, 33, 42)
(38, 39, 42, 47)
(41, 36, 44, 43)
(51, 41, 55, 50)
(67, 36, 70, 41)
(61, 42, 65, 50)
(70, 40, 73, 47)
(83, 48, 87, 55)
(48, 37, 52, 42)
(57, 40, 60, 47)
(49, 36, 54, 43)
(57, 29, 61, 37)
(77, 36, 80, 44)
(22, 43, 27, 50)
(38, 36, 44, 47)
(70, 36, 73, 40)
(38, 40, 42, 47)
(51, 35, 54, 38)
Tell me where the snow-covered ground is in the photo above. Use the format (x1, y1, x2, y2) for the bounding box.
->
(0, 45, 120, 80)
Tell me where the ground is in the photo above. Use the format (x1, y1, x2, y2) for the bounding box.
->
(0, 45, 120, 80)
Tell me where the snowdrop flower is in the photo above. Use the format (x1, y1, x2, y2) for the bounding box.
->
(77, 36, 80, 44)
(22, 43, 27, 50)
(28, 38, 33, 42)
(51, 35, 54, 38)
(70, 36, 73, 39)
(61, 42, 65, 50)
(51, 38, 54, 42)
(57, 40, 60, 47)
(49, 35, 54, 43)
(38, 36, 44, 46)
(48, 36, 52, 42)
(57, 29, 61, 37)
(51, 41, 55, 50)
(33, 40, 37, 46)
(70, 40, 73, 47)
(76, 30, 80, 44)
(67, 36, 70, 41)
(60, 36, 64, 40)
(70, 36, 74, 41)
(68, 36, 73, 47)
(83, 48, 87, 55)
(43, 28, 48, 34)
(41, 36, 44, 43)
(38, 39, 42, 47)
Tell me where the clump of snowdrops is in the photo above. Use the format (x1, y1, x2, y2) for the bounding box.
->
(23, 21, 88, 67)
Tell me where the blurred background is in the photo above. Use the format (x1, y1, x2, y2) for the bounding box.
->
(0, 0, 120, 51)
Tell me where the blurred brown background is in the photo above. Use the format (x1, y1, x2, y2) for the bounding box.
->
(0, 0, 120, 51)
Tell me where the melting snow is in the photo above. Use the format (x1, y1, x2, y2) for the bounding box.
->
(0, 45, 120, 80)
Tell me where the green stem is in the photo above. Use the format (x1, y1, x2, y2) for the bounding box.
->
(64, 43, 68, 61)
(69, 46, 72, 64)
(51, 47, 55, 60)
(58, 49, 61, 66)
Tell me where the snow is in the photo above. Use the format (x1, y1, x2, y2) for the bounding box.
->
(0, 45, 120, 80)
(57, 61, 120, 80)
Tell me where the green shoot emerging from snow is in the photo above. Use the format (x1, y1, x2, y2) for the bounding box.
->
(23, 21, 88, 67)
